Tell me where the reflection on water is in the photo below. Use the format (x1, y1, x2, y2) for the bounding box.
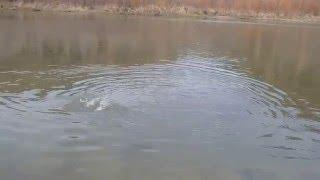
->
(0, 11, 320, 180)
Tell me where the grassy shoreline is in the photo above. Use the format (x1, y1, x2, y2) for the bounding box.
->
(1, 2, 319, 24)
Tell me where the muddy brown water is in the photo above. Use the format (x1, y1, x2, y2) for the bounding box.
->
(0, 11, 320, 180)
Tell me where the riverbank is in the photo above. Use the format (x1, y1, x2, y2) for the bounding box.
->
(1, 1, 320, 24)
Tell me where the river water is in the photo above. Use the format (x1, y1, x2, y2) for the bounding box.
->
(0, 11, 320, 180)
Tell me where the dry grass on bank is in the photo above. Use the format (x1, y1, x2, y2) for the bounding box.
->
(0, 0, 319, 19)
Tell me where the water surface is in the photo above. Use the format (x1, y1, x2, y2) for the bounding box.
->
(1, 11, 320, 180)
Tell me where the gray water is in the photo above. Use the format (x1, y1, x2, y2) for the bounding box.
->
(1, 11, 320, 180)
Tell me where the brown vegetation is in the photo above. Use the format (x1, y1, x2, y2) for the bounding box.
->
(1, 0, 319, 17)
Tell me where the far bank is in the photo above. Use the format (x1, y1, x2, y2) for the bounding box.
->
(0, 1, 320, 24)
